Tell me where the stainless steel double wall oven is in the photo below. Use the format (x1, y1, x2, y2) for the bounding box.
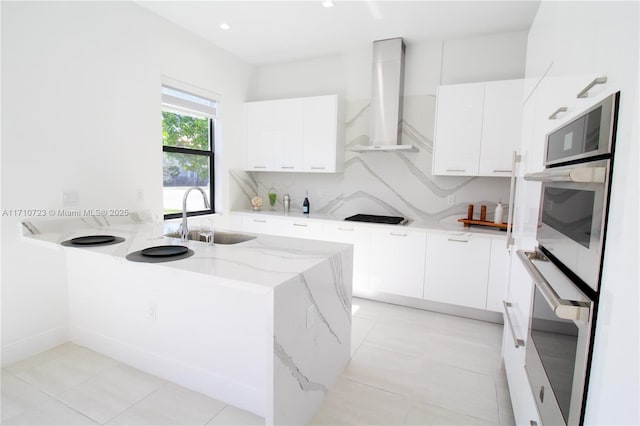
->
(518, 92, 619, 425)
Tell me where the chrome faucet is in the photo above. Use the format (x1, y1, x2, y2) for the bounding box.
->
(180, 187, 211, 241)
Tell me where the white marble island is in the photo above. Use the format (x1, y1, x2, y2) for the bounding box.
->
(21, 217, 353, 425)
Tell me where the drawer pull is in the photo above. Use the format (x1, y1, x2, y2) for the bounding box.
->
(281, 166, 295, 169)
(448, 238, 469, 243)
(293, 223, 307, 227)
(389, 232, 407, 237)
(548, 106, 567, 120)
(493, 169, 512, 173)
(446, 168, 466, 172)
(253, 219, 267, 223)
(503, 300, 525, 348)
(577, 76, 607, 98)
(253, 165, 267, 169)
(338, 227, 354, 232)
(310, 166, 326, 170)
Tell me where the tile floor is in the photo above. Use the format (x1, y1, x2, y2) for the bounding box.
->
(1, 298, 514, 425)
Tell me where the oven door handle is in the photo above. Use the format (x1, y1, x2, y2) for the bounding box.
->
(524, 167, 606, 183)
(516, 250, 591, 322)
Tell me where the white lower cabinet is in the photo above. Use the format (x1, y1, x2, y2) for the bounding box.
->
(280, 219, 323, 240)
(241, 215, 289, 236)
(503, 322, 541, 426)
(322, 223, 371, 294)
(486, 239, 511, 312)
(423, 233, 491, 310)
(502, 247, 540, 426)
(369, 229, 427, 299)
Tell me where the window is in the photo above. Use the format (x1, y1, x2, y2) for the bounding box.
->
(161, 83, 217, 219)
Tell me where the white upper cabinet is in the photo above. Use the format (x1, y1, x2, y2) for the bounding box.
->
(423, 232, 491, 309)
(432, 82, 484, 176)
(433, 79, 524, 177)
(479, 79, 524, 176)
(246, 100, 278, 170)
(274, 99, 304, 171)
(246, 95, 343, 173)
(302, 96, 342, 172)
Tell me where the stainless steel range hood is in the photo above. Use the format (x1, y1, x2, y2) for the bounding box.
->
(350, 38, 417, 152)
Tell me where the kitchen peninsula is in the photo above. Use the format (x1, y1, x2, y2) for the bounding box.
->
(20, 216, 353, 426)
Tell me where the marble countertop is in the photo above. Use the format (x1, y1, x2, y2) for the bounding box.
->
(21, 216, 352, 290)
(231, 209, 507, 238)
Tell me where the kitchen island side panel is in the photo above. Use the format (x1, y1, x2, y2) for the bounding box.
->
(272, 248, 353, 425)
(65, 249, 271, 417)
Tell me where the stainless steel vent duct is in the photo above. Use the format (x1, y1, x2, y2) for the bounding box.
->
(350, 38, 417, 152)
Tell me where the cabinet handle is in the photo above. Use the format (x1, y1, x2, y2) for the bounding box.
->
(446, 168, 466, 172)
(577, 76, 608, 98)
(281, 166, 295, 169)
(493, 169, 512, 173)
(548, 106, 567, 120)
(506, 151, 521, 250)
(448, 238, 469, 243)
(503, 300, 525, 348)
(253, 219, 266, 223)
(338, 227, 354, 232)
(389, 232, 407, 237)
(253, 165, 267, 169)
(310, 166, 326, 170)
(293, 223, 307, 227)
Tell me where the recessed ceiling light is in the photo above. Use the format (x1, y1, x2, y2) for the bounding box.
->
(322, 1, 334, 8)
(219, 22, 231, 30)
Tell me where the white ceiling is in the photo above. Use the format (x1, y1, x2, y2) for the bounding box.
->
(138, 1, 540, 65)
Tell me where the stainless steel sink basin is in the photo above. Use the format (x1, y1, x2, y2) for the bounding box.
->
(165, 230, 256, 245)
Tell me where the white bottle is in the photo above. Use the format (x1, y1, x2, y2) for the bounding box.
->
(494, 201, 504, 224)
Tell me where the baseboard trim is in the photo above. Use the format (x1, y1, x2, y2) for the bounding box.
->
(1, 326, 69, 367)
(353, 291, 504, 324)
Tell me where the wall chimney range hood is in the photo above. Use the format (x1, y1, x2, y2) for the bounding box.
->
(350, 38, 417, 152)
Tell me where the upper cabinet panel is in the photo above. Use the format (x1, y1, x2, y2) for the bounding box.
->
(246, 95, 343, 173)
(432, 82, 485, 176)
(433, 79, 524, 177)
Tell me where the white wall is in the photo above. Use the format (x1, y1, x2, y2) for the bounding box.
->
(1, 1, 252, 365)
(234, 33, 526, 225)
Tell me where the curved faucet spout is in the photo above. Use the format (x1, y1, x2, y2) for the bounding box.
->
(181, 187, 211, 241)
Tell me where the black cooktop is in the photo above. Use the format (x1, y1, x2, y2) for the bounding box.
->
(344, 214, 406, 225)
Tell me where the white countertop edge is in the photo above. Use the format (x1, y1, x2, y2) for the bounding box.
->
(230, 209, 508, 238)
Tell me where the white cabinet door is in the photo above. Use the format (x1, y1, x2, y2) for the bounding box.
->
(432, 83, 484, 176)
(479, 79, 524, 177)
(502, 322, 542, 426)
(322, 223, 371, 293)
(274, 99, 303, 171)
(302, 95, 339, 172)
(246, 101, 276, 171)
(424, 233, 490, 309)
(486, 238, 510, 312)
(241, 215, 289, 236)
(369, 229, 427, 299)
(280, 219, 322, 240)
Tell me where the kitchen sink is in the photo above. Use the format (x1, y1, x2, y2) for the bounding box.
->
(164, 230, 256, 245)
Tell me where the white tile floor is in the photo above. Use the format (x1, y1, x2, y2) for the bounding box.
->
(1, 298, 514, 425)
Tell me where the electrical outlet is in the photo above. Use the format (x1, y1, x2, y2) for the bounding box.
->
(148, 303, 157, 321)
(306, 305, 316, 329)
(447, 194, 455, 206)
